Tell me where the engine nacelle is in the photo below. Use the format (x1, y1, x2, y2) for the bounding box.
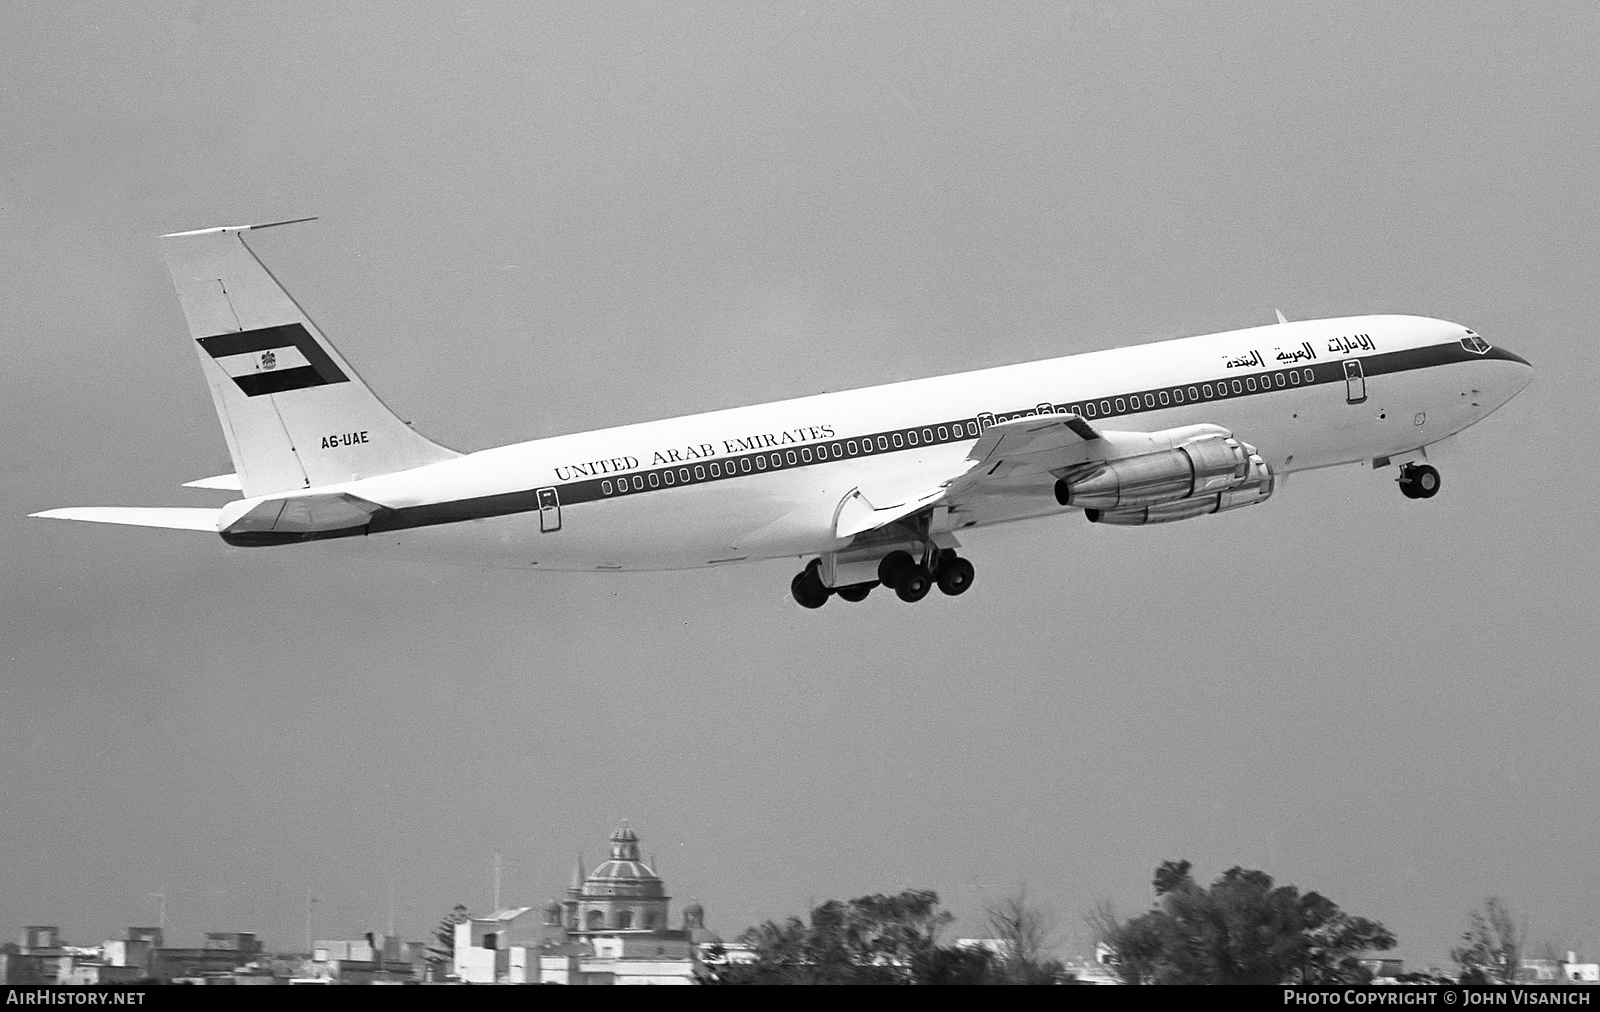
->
(1085, 452, 1274, 525)
(1053, 433, 1259, 511)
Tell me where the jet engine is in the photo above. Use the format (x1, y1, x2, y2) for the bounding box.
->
(1053, 431, 1274, 525)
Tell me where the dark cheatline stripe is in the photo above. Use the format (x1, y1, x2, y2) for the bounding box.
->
(219, 339, 1504, 545)
(197, 323, 349, 397)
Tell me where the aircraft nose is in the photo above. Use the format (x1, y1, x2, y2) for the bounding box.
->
(1498, 346, 1533, 390)
(1496, 345, 1532, 369)
(1486, 344, 1533, 402)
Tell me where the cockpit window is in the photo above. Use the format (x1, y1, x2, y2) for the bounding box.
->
(1460, 333, 1492, 354)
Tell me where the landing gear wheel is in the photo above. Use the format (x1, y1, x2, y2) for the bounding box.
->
(936, 556, 975, 596)
(1398, 463, 1441, 500)
(877, 551, 915, 589)
(895, 568, 932, 603)
(837, 583, 874, 603)
(790, 561, 829, 609)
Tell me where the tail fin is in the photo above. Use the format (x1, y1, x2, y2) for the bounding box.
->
(160, 219, 459, 497)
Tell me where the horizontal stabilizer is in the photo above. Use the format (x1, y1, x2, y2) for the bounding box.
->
(30, 507, 222, 531)
(159, 217, 318, 238)
(183, 473, 242, 490)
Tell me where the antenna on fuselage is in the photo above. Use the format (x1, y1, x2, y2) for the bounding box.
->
(1275, 308, 1289, 324)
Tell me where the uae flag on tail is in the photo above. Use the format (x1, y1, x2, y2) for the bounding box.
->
(197, 323, 349, 397)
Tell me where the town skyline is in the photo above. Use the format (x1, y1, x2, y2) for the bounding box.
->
(5, 2, 1598, 973)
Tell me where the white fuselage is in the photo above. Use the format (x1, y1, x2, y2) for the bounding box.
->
(315, 314, 1530, 571)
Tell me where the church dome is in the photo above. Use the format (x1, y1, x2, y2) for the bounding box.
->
(579, 823, 667, 899)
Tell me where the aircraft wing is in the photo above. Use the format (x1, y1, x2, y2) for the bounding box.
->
(835, 413, 1263, 539)
(835, 413, 1106, 538)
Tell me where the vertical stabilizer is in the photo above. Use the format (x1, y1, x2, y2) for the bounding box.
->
(160, 220, 459, 497)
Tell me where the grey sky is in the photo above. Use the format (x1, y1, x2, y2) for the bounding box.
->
(2, 2, 1596, 964)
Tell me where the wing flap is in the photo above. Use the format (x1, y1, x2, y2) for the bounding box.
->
(30, 507, 222, 531)
(835, 485, 945, 539)
(966, 412, 1102, 468)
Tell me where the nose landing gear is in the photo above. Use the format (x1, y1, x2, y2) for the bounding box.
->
(1397, 462, 1441, 499)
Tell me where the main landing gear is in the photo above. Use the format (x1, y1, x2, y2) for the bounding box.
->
(788, 550, 977, 608)
(1397, 462, 1441, 500)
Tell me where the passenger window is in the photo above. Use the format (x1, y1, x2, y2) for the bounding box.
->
(878, 436, 889, 450)
(1275, 373, 1286, 387)
(1203, 383, 1215, 397)
(1099, 400, 1111, 415)
(847, 440, 858, 454)
(634, 476, 645, 490)
(602, 480, 613, 494)
(1141, 393, 1152, 407)
(741, 458, 752, 472)
(1083, 402, 1097, 418)
(694, 465, 705, 480)
(783, 451, 794, 465)
(709, 463, 720, 478)
(1188, 386, 1199, 400)
(755, 455, 767, 470)
(923, 428, 933, 442)
(967, 421, 980, 436)
(1231, 379, 1243, 394)
(679, 467, 690, 483)
(801, 447, 813, 462)
(1245, 377, 1257, 392)
(937, 426, 948, 440)
(1158, 390, 1169, 406)
(892, 433, 904, 448)
(648, 473, 659, 487)
(1173, 388, 1184, 404)
(1113, 398, 1124, 413)
(832, 442, 842, 456)
(907, 431, 918, 446)
(1303, 368, 1315, 383)
(1289, 370, 1301, 385)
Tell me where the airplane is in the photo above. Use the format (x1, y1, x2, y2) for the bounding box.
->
(32, 218, 1533, 608)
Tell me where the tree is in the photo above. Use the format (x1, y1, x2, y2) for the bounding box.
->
(1084, 899, 1121, 952)
(426, 904, 470, 975)
(1101, 860, 1395, 985)
(1452, 898, 1526, 984)
(711, 889, 980, 985)
(984, 887, 1066, 984)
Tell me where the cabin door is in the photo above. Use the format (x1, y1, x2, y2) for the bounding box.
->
(1343, 359, 1368, 404)
(537, 487, 562, 532)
